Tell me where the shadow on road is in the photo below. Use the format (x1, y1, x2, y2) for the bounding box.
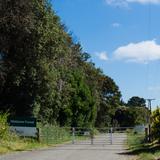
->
(118, 144, 160, 155)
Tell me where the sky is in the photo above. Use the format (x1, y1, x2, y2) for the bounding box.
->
(52, 0, 160, 109)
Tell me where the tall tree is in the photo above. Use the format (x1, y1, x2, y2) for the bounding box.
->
(0, 0, 122, 127)
(95, 75, 121, 127)
(127, 96, 146, 107)
(0, 0, 38, 115)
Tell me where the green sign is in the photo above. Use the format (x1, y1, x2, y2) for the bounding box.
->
(8, 117, 36, 127)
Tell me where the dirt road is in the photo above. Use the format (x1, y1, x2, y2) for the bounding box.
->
(0, 133, 134, 160)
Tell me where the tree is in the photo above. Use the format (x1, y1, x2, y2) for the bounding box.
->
(0, 0, 38, 115)
(113, 106, 148, 127)
(0, 0, 72, 118)
(0, 57, 6, 93)
(0, 0, 123, 127)
(95, 75, 121, 128)
(152, 107, 160, 142)
(113, 107, 135, 127)
(127, 96, 146, 107)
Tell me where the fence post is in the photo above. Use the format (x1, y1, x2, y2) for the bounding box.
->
(110, 127, 113, 145)
(37, 128, 40, 142)
(90, 129, 94, 145)
(72, 127, 75, 144)
(47, 126, 49, 144)
(145, 127, 149, 142)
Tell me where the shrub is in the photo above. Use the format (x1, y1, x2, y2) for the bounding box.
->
(39, 125, 71, 144)
(0, 112, 9, 140)
(152, 108, 160, 142)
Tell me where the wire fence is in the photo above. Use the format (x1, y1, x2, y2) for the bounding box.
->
(37, 126, 147, 145)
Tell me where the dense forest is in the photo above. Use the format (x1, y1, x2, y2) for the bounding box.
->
(0, 0, 148, 128)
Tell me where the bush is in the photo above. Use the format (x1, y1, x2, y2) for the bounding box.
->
(39, 125, 71, 144)
(152, 108, 160, 142)
(0, 112, 9, 140)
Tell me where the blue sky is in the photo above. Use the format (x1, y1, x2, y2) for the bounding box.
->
(53, 0, 160, 108)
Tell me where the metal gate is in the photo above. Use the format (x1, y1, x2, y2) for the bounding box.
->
(71, 127, 145, 145)
(39, 126, 146, 146)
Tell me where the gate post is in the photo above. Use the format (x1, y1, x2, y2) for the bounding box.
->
(90, 128, 94, 145)
(110, 127, 113, 145)
(72, 127, 75, 144)
(145, 127, 149, 142)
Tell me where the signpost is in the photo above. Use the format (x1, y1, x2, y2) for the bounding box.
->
(8, 117, 38, 138)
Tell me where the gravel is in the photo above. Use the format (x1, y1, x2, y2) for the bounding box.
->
(0, 133, 135, 160)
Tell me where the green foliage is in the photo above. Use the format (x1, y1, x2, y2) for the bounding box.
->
(40, 125, 71, 144)
(113, 106, 148, 127)
(0, 112, 9, 140)
(95, 75, 121, 128)
(113, 96, 148, 127)
(127, 96, 146, 108)
(127, 131, 145, 150)
(70, 70, 97, 127)
(152, 107, 160, 141)
(0, 0, 122, 127)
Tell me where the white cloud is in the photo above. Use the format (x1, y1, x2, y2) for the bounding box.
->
(112, 23, 121, 28)
(114, 40, 160, 63)
(105, 0, 160, 7)
(96, 51, 109, 61)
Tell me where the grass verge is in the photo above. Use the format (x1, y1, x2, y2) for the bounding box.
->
(126, 132, 160, 160)
(0, 113, 96, 155)
(0, 138, 47, 154)
(0, 113, 73, 155)
(0, 126, 73, 155)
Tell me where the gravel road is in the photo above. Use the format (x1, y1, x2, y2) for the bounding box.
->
(0, 133, 134, 160)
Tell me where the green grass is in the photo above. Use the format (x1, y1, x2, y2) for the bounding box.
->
(127, 143, 160, 160)
(0, 113, 95, 155)
(0, 126, 73, 155)
(127, 132, 145, 150)
(39, 126, 72, 144)
(126, 132, 160, 160)
(0, 138, 47, 154)
(0, 113, 73, 155)
(0, 123, 91, 154)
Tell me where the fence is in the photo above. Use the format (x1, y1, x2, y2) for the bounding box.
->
(38, 126, 146, 145)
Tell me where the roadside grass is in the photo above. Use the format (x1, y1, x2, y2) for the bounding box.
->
(39, 126, 72, 145)
(0, 113, 92, 155)
(0, 126, 73, 155)
(127, 132, 145, 150)
(0, 134, 48, 154)
(126, 131, 160, 160)
(128, 142, 160, 160)
(0, 113, 73, 155)
(0, 128, 90, 155)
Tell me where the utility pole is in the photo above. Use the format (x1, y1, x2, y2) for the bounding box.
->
(146, 98, 155, 142)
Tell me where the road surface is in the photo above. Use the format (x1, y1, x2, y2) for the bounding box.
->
(0, 133, 134, 160)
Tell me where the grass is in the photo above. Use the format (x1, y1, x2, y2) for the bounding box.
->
(0, 138, 47, 154)
(125, 131, 160, 160)
(0, 128, 90, 155)
(127, 132, 146, 150)
(0, 114, 91, 155)
(39, 126, 72, 145)
(0, 126, 73, 155)
(0, 113, 73, 155)
(129, 142, 160, 160)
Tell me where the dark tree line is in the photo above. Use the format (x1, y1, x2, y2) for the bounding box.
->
(0, 0, 122, 127)
(0, 0, 147, 128)
(113, 97, 149, 127)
